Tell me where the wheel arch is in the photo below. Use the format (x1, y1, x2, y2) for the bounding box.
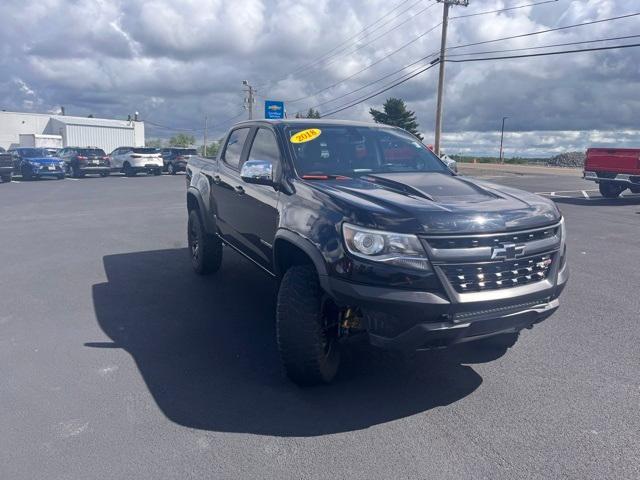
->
(187, 187, 217, 235)
(273, 230, 329, 287)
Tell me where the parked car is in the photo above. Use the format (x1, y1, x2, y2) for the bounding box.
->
(583, 147, 640, 198)
(10, 147, 66, 180)
(161, 147, 198, 174)
(0, 147, 15, 183)
(58, 147, 111, 178)
(185, 119, 569, 385)
(110, 147, 163, 176)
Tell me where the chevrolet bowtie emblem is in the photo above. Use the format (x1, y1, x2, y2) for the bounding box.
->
(491, 242, 526, 260)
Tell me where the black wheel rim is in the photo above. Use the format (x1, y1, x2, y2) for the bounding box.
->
(320, 296, 340, 357)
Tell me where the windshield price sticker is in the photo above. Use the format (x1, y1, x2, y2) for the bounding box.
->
(291, 128, 322, 144)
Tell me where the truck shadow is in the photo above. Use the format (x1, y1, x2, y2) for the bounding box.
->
(89, 248, 500, 437)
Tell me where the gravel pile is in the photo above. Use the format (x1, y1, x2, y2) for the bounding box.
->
(547, 151, 585, 167)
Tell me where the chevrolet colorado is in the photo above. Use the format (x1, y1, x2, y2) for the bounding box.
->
(185, 120, 568, 385)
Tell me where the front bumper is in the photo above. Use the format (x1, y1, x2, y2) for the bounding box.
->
(31, 166, 65, 176)
(584, 170, 640, 187)
(324, 256, 568, 352)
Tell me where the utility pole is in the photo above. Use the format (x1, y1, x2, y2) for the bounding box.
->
(434, 0, 469, 156)
(243, 80, 256, 120)
(499, 116, 508, 163)
(203, 115, 208, 157)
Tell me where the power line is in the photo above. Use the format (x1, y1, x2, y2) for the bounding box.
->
(306, 11, 640, 114)
(321, 63, 440, 117)
(255, 0, 429, 89)
(449, 0, 558, 20)
(447, 11, 640, 52)
(321, 41, 640, 118)
(445, 42, 640, 62)
(285, 21, 443, 104)
(446, 33, 640, 57)
(285, 0, 561, 107)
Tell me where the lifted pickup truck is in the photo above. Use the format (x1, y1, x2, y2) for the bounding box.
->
(185, 119, 568, 385)
(583, 147, 640, 198)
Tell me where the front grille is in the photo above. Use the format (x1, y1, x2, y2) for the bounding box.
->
(0, 155, 12, 167)
(441, 254, 553, 293)
(426, 226, 558, 250)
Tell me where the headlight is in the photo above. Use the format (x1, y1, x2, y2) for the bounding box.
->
(29, 161, 41, 168)
(342, 223, 431, 270)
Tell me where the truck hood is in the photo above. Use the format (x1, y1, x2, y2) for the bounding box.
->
(305, 172, 560, 234)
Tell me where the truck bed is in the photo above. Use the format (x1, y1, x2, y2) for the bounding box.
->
(585, 148, 640, 174)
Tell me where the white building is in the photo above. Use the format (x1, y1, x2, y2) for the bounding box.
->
(0, 111, 145, 153)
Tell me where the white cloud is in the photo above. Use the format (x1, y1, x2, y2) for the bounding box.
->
(0, 0, 638, 153)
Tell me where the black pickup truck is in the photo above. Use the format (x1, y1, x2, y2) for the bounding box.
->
(0, 147, 14, 183)
(185, 119, 568, 385)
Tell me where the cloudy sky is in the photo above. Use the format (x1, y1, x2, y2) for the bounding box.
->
(0, 0, 638, 156)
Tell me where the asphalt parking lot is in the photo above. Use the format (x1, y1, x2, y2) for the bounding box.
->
(1, 170, 639, 479)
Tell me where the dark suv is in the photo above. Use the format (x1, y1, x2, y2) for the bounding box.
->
(59, 147, 111, 178)
(0, 146, 14, 183)
(161, 148, 198, 174)
(185, 120, 569, 385)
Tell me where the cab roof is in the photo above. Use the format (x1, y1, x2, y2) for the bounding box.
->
(232, 118, 397, 129)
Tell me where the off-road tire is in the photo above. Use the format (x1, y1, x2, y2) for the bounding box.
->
(1, 173, 12, 183)
(276, 265, 340, 386)
(599, 182, 625, 199)
(188, 209, 222, 275)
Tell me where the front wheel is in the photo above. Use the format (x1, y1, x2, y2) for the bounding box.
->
(276, 265, 341, 386)
(21, 166, 33, 180)
(599, 182, 625, 198)
(123, 163, 136, 177)
(188, 209, 222, 275)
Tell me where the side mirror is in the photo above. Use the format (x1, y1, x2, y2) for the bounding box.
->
(240, 160, 274, 186)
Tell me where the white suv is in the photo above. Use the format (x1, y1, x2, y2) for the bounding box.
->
(110, 147, 163, 176)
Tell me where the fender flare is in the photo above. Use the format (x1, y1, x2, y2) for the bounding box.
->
(273, 229, 329, 283)
(186, 186, 217, 235)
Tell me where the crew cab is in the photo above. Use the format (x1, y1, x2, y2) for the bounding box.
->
(185, 119, 569, 385)
(58, 147, 111, 178)
(10, 147, 66, 180)
(583, 148, 640, 198)
(110, 147, 163, 176)
(0, 147, 14, 183)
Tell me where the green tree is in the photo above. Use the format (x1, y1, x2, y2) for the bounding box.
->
(200, 141, 220, 158)
(369, 98, 423, 140)
(146, 138, 164, 148)
(169, 133, 196, 147)
(295, 108, 321, 119)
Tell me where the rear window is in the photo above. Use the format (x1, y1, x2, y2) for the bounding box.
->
(175, 149, 197, 155)
(132, 148, 159, 154)
(79, 149, 106, 156)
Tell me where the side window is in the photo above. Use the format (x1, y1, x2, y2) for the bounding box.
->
(222, 128, 250, 170)
(247, 128, 281, 166)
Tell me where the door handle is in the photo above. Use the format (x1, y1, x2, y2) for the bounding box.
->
(234, 185, 245, 194)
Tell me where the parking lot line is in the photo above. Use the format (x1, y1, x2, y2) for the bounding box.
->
(581, 190, 590, 198)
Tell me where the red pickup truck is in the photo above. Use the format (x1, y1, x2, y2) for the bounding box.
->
(583, 148, 640, 198)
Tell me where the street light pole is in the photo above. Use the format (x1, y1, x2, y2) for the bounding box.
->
(499, 116, 508, 163)
(434, 0, 469, 156)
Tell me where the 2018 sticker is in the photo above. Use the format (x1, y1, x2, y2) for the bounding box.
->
(290, 128, 322, 144)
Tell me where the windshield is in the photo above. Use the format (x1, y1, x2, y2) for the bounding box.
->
(133, 147, 159, 154)
(285, 125, 450, 177)
(79, 148, 106, 156)
(20, 148, 54, 158)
